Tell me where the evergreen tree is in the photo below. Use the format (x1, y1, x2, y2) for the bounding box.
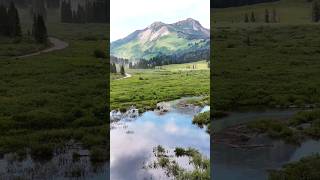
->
(265, 9, 270, 23)
(250, 11, 256, 22)
(7, 1, 21, 37)
(312, 1, 320, 22)
(31, 0, 47, 20)
(244, 13, 249, 23)
(0, 4, 8, 36)
(114, 63, 117, 73)
(120, 65, 125, 75)
(33, 15, 47, 43)
(61, 0, 72, 23)
(110, 63, 117, 73)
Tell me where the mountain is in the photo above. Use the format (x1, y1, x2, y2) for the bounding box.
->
(110, 18, 210, 60)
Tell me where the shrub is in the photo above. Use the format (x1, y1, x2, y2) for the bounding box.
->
(93, 49, 106, 58)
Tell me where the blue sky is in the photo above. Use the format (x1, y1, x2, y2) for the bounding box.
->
(110, 0, 210, 42)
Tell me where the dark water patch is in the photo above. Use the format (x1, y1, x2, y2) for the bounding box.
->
(212, 110, 320, 180)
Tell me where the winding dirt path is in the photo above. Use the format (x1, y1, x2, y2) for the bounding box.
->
(116, 73, 132, 80)
(15, 37, 69, 59)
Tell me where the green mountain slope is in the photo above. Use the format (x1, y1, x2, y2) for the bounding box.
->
(111, 18, 210, 60)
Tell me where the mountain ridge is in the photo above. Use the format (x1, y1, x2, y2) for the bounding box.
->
(111, 18, 210, 60)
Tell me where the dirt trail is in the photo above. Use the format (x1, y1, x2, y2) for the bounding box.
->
(116, 73, 132, 80)
(15, 37, 69, 59)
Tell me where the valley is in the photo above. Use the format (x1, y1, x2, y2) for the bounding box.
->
(110, 17, 210, 179)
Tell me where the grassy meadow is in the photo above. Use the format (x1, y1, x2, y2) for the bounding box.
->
(111, 61, 209, 111)
(212, 0, 320, 111)
(0, 8, 109, 162)
(212, 0, 312, 24)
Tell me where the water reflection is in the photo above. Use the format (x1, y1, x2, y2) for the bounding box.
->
(213, 110, 320, 180)
(110, 105, 210, 180)
(0, 146, 109, 180)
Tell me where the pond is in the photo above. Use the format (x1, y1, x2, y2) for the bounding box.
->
(212, 110, 320, 180)
(110, 99, 210, 180)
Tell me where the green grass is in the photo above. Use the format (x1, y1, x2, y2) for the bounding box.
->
(193, 111, 210, 133)
(269, 154, 320, 180)
(0, 36, 47, 57)
(212, 24, 320, 110)
(246, 108, 320, 144)
(212, 0, 312, 24)
(111, 73, 125, 80)
(111, 61, 209, 111)
(212, 0, 320, 111)
(0, 10, 109, 161)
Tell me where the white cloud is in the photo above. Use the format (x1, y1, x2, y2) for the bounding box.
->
(110, 0, 210, 41)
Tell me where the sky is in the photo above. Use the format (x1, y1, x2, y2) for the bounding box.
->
(110, 0, 210, 42)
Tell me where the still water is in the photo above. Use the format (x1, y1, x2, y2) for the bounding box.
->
(212, 110, 320, 180)
(110, 101, 210, 180)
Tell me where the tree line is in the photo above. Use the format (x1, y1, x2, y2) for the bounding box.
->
(0, 1, 47, 44)
(244, 8, 278, 23)
(0, 2, 21, 37)
(61, 0, 108, 23)
(110, 63, 125, 76)
(130, 50, 209, 69)
(111, 46, 209, 70)
(0, 0, 60, 8)
(212, 0, 279, 8)
(312, 0, 320, 22)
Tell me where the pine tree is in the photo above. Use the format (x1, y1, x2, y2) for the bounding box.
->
(33, 15, 47, 43)
(244, 13, 249, 23)
(250, 11, 256, 22)
(114, 63, 117, 73)
(120, 65, 125, 75)
(265, 9, 270, 23)
(7, 1, 21, 37)
(110, 63, 117, 73)
(61, 0, 72, 23)
(312, 1, 320, 22)
(0, 4, 8, 36)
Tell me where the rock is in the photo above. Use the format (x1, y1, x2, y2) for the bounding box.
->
(156, 102, 171, 113)
(110, 106, 139, 122)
